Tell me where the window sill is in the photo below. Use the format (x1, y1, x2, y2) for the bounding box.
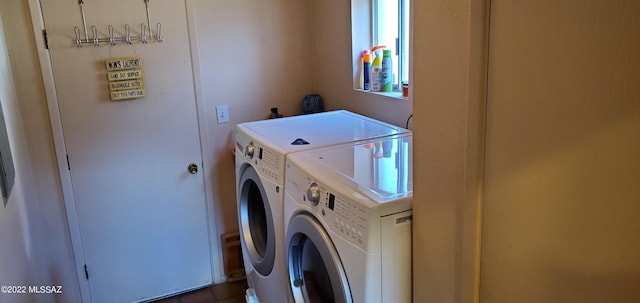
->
(355, 89, 409, 101)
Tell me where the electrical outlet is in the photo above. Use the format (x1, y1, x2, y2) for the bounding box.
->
(216, 105, 230, 124)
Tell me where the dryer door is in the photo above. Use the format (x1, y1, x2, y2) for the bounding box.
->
(238, 165, 275, 276)
(286, 214, 352, 303)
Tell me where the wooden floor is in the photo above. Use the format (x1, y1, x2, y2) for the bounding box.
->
(151, 279, 248, 303)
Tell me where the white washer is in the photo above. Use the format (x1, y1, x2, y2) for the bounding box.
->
(235, 111, 409, 303)
(284, 133, 413, 303)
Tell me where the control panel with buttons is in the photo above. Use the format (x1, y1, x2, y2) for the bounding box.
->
(302, 178, 370, 250)
(326, 191, 369, 249)
(236, 131, 284, 185)
(256, 146, 281, 184)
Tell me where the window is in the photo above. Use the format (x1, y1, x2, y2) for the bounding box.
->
(352, 0, 410, 96)
(373, 0, 410, 89)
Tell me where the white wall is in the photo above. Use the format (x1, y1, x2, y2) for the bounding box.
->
(0, 14, 35, 300)
(481, 1, 640, 301)
(411, 0, 640, 302)
(191, 0, 314, 243)
(411, 0, 487, 301)
(0, 4, 80, 302)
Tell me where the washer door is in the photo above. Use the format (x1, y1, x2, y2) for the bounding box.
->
(238, 165, 275, 276)
(287, 213, 352, 303)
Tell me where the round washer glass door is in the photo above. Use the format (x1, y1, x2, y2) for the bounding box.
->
(238, 165, 275, 276)
(287, 213, 352, 303)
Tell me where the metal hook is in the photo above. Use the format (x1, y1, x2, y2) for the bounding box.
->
(91, 26, 99, 47)
(156, 23, 162, 43)
(125, 24, 132, 44)
(108, 25, 116, 45)
(72, 0, 165, 47)
(141, 23, 147, 44)
(74, 26, 82, 48)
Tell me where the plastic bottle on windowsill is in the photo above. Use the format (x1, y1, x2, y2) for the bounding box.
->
(370, 45, 385, 92)
(357, 50, 369, 90)
(381, 49, 393, 92)
(363, 51, 371, 91)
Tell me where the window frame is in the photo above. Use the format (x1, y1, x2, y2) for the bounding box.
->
(352, 0, 410, 97)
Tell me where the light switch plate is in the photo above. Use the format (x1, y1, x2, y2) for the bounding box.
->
(216, 105, 229, 124)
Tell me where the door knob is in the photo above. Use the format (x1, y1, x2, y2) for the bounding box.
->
(188, 163, 198, 174)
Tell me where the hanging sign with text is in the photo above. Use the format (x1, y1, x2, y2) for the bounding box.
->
(105, 57, 146, 101)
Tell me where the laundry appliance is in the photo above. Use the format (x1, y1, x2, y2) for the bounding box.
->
(235, 110, 409, 303)
(283, 133, 413, 303)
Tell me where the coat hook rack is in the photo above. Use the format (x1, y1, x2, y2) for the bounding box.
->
(73, 0, 163, 48)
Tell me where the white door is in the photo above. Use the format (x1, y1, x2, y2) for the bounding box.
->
(39, 0, 211, 302)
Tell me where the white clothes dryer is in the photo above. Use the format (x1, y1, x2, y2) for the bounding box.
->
(283, 133, 413, 303)
(235, 111, 409, 303)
